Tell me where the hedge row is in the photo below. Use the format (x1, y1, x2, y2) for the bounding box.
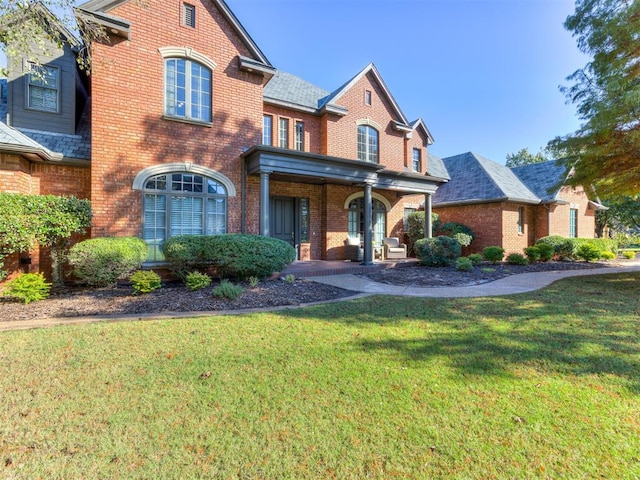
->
(535, 236, 618, 258)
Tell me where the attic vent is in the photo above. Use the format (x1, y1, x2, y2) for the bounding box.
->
(183, 3, 195, 28)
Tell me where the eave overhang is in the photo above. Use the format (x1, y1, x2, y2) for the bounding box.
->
(588, 200, 608, 211)
(0, 143, 64, 162)
(375, 169, 447, 195)
(238, 56, 276, 80)
(433, 197, 541, 208)
(242, 145, 382, 185)
(74, 8, 131, 39)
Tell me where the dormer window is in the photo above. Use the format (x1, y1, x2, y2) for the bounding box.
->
(183, 3, 196, 28)
(27, 63, 59, 113)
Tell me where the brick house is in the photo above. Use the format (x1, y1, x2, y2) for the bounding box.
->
(432, 152, 603, 255)
(0, 0, 449, 274)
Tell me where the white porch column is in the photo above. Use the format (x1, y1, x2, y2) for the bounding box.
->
(259, 172, 270, 236)
(424, 193, 432, 238)
(363, 183, 373, 265)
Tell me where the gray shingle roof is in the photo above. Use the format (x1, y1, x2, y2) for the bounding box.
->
(511, 160, 567, 203)
(433, 152, 539, 206)
(264, 70, 330, 111)
(427, 152, 450, 181)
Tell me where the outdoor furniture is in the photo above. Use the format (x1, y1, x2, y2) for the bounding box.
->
(383, 237, 407, 259)
(344, 237, 364, 262)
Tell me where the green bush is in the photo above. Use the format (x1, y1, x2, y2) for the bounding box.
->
(406, 211, 440, 254)
(130, 270, 162, 295)
(437, 222, 475, 241)
(163, 234, 296, 280)
(536, 236, 575, 258)
(452, 232, 473, 247)
(185, 271, 212, 291)
(414, 236, 461, 267)
(67, 236, 148, 287)
(536, 243, 555, 262)
(455, 257, 474, 272)
(600, 251, 616, 260)
(2, 273, 51, 304)
(575, 243, 601, 262)
(213, 279, 243, 300)
(524, 246, 541, 262)
(506, 253, 529, 265)
(468, 253, 483, 265)
(248, 276, 260, 288)
(621, 250, 637, 260)
(573, 237, 618, 255)
(483, 246, 505, 263)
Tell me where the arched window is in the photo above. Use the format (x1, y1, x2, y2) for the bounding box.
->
(165, 58, 211, 122)
(143, 172, 227, 261)
(347, 197, 386, 245)
(357, 125, 379, 163)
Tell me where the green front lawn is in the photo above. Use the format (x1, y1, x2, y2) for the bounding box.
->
(1, 273, 639, 479)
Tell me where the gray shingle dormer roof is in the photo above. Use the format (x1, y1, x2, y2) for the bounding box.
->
(433, 152, 540, 206)
(511, 160, 567, 203)
(264, 71, 330, 112)
(427, 152, 450, 181)
(0, 103, 63, 162)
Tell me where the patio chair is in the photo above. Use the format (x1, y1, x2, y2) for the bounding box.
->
(344, 237, 364, 262)
(383, 237, 407, 259)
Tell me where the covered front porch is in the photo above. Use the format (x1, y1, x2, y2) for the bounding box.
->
(241, 145, 446, 264)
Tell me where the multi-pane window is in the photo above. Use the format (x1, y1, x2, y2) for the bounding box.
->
(403, 207, 416, 231)
(357, 125, 379, 163)
(279, 118, 289, 148)
(183, 3, 195, 27)
(347, 198, 386, 246)
(412, 148, 421, 172)
(295, 121, 304, 151)
(569, 208, 578, 238)
(143, 172, 227, 261)
(518, 206, 524, 234)
(27, 64, 59, 112)
(262, 115, 273, 145)
(165, 58, 211, 122)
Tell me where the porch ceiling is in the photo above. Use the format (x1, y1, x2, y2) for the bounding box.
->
(242, 145, 444, 193)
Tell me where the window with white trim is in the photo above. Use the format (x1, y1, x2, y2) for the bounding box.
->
(279, 118, 289, 148)
(569, 208, 578, 238)
(518, 206, 524, 234)
(347, 197, 386, 246)
(295, 121, 304, 151)
(143, 172, 227, 261)
(27, 63, 59, 112)
(357, 125, 379, 163)
(263, 115, 273, 145)
(165, 58, 211, 122)
(412, 148, 421, 172)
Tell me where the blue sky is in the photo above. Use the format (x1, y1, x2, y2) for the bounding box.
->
(226, 0, 588, 164)
(2, 0, 588, 165)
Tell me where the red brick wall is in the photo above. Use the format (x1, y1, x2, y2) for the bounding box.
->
(90, 0, 264, 238)
(0, 154, 36, 193)
(263, 106, 322, 153)
(434, 203, 505, 254)
(548, 186, 595, 238)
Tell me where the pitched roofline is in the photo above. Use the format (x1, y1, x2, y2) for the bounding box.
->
(410, 118, 435, 145)
(471, 151, 539, 202)
(320, 63, 410, 125)
(77, 0, 272, 66)
(433, 197, 541, 207)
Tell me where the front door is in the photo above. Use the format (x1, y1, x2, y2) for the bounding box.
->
(270, 197, 296, 247)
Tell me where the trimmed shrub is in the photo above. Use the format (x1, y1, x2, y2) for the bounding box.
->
(414, 236, 461, 266)
(213, 279, 243, 300)
(185, 271, 212, 291)
(406, 211, 440, 254)
(163, 234, 296, 280)
(506, 253, 528, 265)
(536, 236, 575, 258)
(455, 257, 474, 272)
(130, 270, 162, 295)
(437, 222, 475, 241)
(524, 246, 541, 262)
(536, 243, 555, 262)
(575, 243, 601, 262)
(483, 246, 504, 264)
(622, 250, 637, 260)
(468, 253, 483, 265)
(452, 232, 473, 247)
(2, 272, 51, 304)
(600, 251, 616, 260)
(67, 237, 148, 287)
(536, 236, 618, 260)
(573, 237, 618, 255)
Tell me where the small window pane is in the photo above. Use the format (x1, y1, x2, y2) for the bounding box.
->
(183, 3, 196, 27)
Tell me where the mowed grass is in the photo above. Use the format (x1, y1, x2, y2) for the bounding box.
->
(1, 273, 639, 479)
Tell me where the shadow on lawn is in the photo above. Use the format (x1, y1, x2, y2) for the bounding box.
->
(292, 272, 640, 393)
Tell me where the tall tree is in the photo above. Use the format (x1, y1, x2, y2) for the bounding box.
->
(505, 147, 549, 168)
(548, 0, 640, 197)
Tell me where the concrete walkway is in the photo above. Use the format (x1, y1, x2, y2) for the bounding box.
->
(2, 263, 639, 332)
(304, 263, 640, 298)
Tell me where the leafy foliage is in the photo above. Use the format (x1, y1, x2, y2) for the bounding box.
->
(406, 211, 440, 254)
(212, 279, 243, 300)
(163, 234, 296, 280)
(621, 250, 637, 260)
(67, 237, 148, 287)
(576, 243, 602, 262)
(535, 243, 555, 262)
(600, 251, 617, 260)
(0, 193, 92, 284)
(455, 257, 474, 272)
(505, 147, 550, 168)
(414, 236, 461, 267)
(506, 253, 529, 265)
(549, 0, 640, 197)
(185, 271, 212, 291)
(468, 253, 483, 266)
(2, 272, 51, 304)
(483, 246, 505, 264)
(524, 246, 541, 262)
(452, 232, 473, 247)
(536, 236, 576, 258)
(437, 222, 475, 241)
(130, 270, 162, 295)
